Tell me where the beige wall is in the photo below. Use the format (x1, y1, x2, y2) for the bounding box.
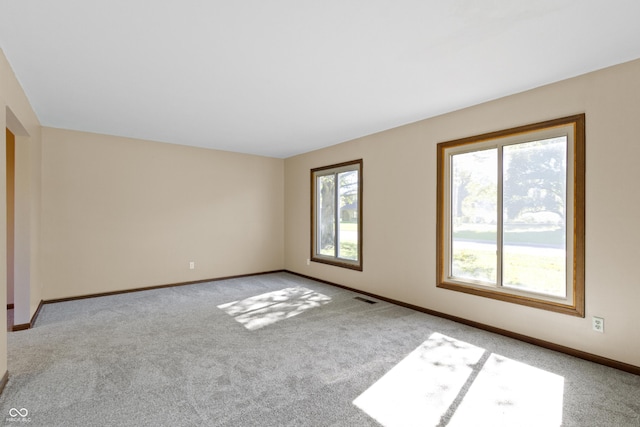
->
(14, 132, 38, 326)
(0, 48, 43, 374)
(41, 128, 284, 299)
(285, 58, 640, 367)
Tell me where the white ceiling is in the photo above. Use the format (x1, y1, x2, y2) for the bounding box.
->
(1, 1, 640, 158)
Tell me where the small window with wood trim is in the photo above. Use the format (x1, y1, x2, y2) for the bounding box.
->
(437, 115, 585, 316)
(311, 159, 362, 270)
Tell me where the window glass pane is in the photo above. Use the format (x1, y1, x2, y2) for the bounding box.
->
(338, 170, 359, 260)
(450, 149, 497, 283)
(502, 137, 567, 297)
(317, 174, 336, 256)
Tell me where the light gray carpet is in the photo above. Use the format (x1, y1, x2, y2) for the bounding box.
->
(0, 272, 638, 426)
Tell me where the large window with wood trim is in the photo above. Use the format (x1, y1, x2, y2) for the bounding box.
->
(437, 115, 585, 316)
(311, 160, 362, 270)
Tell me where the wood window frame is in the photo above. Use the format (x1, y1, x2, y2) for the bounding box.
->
(310, 159, 363, 271)
(436, 114, 585, 317)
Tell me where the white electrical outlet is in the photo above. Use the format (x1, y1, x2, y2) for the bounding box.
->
(306, 259, 310, 266)
(189, 261, 195, 270)
(592, 316, 604, 333)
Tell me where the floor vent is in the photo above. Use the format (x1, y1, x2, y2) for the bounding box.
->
(354, 296, 378, 304)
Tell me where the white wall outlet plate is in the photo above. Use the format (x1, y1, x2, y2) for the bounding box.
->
(592, 316, 604, 333)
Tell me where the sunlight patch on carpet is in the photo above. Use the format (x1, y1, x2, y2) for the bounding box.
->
(353, 332, 564, 426)
(447, 352, 564, 426)
(217, 287, 331, 330)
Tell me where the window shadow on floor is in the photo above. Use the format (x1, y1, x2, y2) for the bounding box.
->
(353, 332, 565, 426)
(218, 287, 331, 330)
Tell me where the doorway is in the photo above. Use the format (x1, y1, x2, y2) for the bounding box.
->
(6, 128, 15, 331)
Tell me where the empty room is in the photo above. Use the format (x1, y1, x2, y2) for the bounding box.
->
(0, 1, 639, 426)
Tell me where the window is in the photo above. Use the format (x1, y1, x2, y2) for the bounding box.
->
(437, 115, 585, 316)
(311, 159, 362, 270)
